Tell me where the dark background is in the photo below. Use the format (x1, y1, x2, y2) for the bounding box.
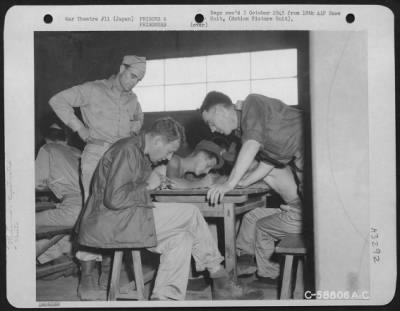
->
(34, 31, 310, 153)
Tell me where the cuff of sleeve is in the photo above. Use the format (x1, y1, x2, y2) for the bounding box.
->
(69, 118, 85, 132)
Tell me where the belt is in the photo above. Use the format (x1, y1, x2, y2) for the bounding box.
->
(280, 199, 302, 213)
(256, 152, 286, 168)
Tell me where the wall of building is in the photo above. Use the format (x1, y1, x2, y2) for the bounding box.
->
(34, 31, 309, 152)
(310, 31, 370, 294)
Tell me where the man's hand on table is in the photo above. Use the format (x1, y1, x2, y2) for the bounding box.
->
(146, 170, 165, 190)
(206, 182, 235, 206)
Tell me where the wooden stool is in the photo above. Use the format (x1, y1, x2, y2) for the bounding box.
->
(36, 225, 75, 279)
(275, 234, 307, 299)
(108, 250, 156, 301)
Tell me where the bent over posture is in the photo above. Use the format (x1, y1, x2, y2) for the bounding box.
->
(75, 117, 262, 300)
(200, 91, 304, 284)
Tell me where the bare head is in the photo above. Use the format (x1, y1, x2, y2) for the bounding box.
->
(200, 91, 238, 135)
(145, 117, 186, 164)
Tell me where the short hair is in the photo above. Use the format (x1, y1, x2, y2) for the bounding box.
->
(45, 127, 66, 142)
(149, 117, 187, 146)
(200, 91, 233, 113)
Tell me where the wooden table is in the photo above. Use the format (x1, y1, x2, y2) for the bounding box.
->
(150, 186, 269, 280)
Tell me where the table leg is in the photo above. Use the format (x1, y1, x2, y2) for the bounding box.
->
(223, 203, 237, 280)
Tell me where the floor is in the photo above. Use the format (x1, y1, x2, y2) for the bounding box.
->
(37, 275, 278, 302)
(36, 195, 285, 302)
(36, 260, 279, 301)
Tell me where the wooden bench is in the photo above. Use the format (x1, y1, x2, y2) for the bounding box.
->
(108, 249, 157, 300)
(36, 225, 76, 279)
(275, 234, 307, 299)
(36, 201, 57, 213)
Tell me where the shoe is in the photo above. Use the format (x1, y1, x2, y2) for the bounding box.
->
(77, 260, 107, 301)
(210, 268, 264, 300)
(237, 254, 257, 277)
(98, 256, 112, 291)
(247, 274, 278, 289)
(187, 276, 209, 291)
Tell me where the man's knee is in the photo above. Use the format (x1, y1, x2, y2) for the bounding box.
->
(241, 212, 254, 226)
(255, 215, 276, 234)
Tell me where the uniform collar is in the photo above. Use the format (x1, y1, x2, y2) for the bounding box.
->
(108, 74, 133, 95)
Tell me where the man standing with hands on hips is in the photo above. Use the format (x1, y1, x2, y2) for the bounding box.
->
(50, 55, 146, 202)
(49, 55, 146, 300)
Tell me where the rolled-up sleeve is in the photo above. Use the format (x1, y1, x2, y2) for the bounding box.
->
(241, 95, 271, 145)
(103, 147, 151, 210)
(49, 83, 92, 132)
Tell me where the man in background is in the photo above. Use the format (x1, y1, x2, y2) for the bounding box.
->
(36, 123, 82, 268)
(163, 139, 234, 189)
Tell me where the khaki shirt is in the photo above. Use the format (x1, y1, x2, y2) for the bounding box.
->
(35, 142, 82, 200)
(237, 94, 303, 168)
(49, 75, 144, 144)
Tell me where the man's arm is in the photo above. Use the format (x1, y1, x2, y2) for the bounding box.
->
(238, 161, 274, 188)
(35, 147, 50, 190)
(103, 148, 151, 210)
(49, 84, 91, 141)
(130, 100, 144, 134)
(206, 139, 260, 204)
(147, 165, 167, 190)
(225, 139, 261, 188)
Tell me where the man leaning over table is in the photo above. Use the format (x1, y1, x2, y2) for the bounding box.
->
(74, 117, 262, 301)
(49, 55, 146, 293)
(200, 91, 303, 286)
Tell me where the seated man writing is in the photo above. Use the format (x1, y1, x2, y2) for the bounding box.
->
(75, 117, 262, 300)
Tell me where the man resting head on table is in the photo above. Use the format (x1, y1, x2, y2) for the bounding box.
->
(153, 139, 235, 190)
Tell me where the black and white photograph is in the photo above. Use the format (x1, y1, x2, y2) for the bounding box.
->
(4, 5, 396, 307)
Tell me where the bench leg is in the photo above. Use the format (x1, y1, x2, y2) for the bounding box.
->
(131, 250, 145, 300)
(293, 257, 305, 299)
(280, 255, 294, 299)
(108, 251, 123, 301)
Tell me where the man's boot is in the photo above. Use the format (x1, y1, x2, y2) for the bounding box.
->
(77, 260, 106, 301)
(237, 254, 257, 277)
(210, 267, 264, 300)
(99, 256, 112, 291)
